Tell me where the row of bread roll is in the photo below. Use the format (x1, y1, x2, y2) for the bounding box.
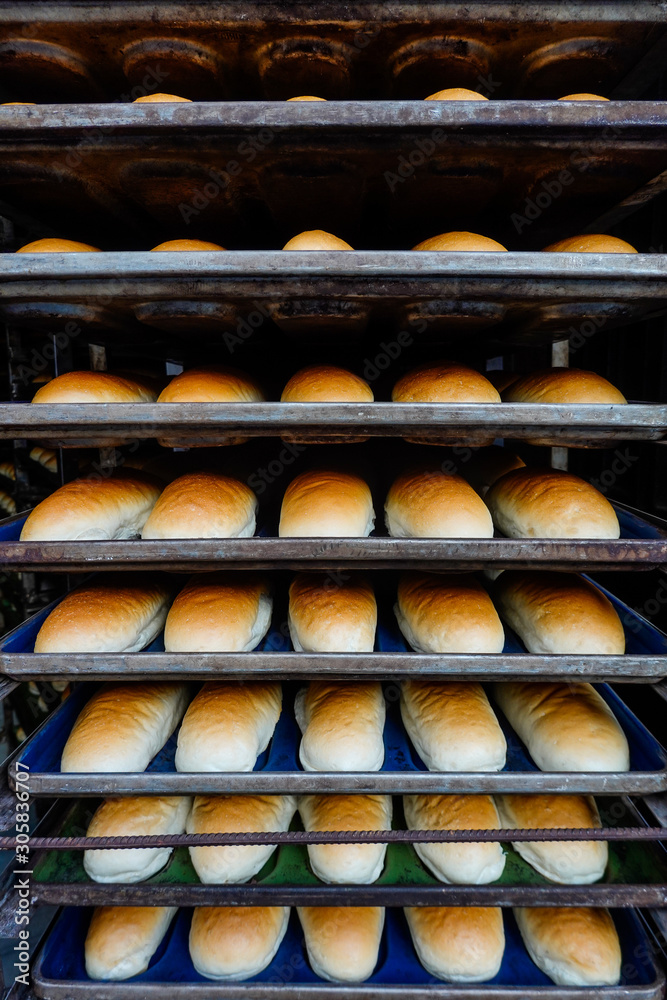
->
(84, 903, 622, 987)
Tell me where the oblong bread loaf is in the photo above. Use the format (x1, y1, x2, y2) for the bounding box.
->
(288, 572, 376, 652)
(396, 572, 504, 653)
(141, 472, 257, 539)
(295, 682, 385, 771)
(279, 470, 375, 537)
(405, 906, 505, 983)
(298, 907, 384, 983)
(385, 470, 494, 538)
(85, 906, 176, 981)
(298, 794, 392, 884)
(404, 794, 505, 884)
(164, 573, 272, 652)
(514, 907, 621, 986)
(189, 906, 289, 981)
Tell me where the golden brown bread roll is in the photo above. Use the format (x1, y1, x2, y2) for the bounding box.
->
(0, 490, 15, 516)
(164, 573, 272, 652)
(392, 361, 500, 446)
(287, 95, 327, 101)
(135, 94, 192, 103)
(298, 907, 384, 983)
(396, 572, 504, 653)
(281, 365, 373, 443)
(295, 682, 385, 771)
(85, 906, 176, 980)
(150, 239, 223, 249)
(412, 231, 507, 251)
(485, 467, 620, 539)
(404, 794, 505, 884)
(283, 230, 353, 250)
(385, 469, 494, 538)
(405, 906, 505, 982)
(559, 93, 609, 101)
(279, 470, 375, 537)
(425, 88, 489, 100)
(543, 234, 637, 253)
(298, 794, 392, 884)
(495, 571, 625, 655)
(493, 682, 630, 772)
(288, 572, 376, 652)
(141, 472, 257, 539)
(514, 907, 621, 986)
(29, 446, 57, 473)
(503, 368, 626, 405)
(31, 371, 158, 404)
(0, 461, 16, 481)
(189, 907, 289, 980)
(17, 238, 100, 252)
(157, 365, 263, 446)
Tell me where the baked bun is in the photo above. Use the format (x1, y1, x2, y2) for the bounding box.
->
(17, 238, 100, 252)
(279, 470, 375, 537)
(187, 795, 297, 884)
(404, 794, 505, 884)
(175, 681, 282, 772)
(0, 462, 16, 481)
(497, 794, 607, 885)
(412, 231, 507, 251)
(84, 796, 191, 883)
(141, 472, 257, 539)
(0, 490, 15, 515)
(495, 571, 625, 655)
(61, 683, 189, 773)
(295, 682, 385, 771)
(396, 572, 504, 653)
(493, 682, 630, 772)
(559, 93, 609, 100)
(281, 365, 373, 444)
(503, 368, 626, 404)
(298, 794, 392, 884)
(514, 907, 621, 986)
(29, 446, 57, 473)
(189, 907, 289, 981)
(150, 239, 224, 250)
(85, 906, 176, 981)
(392, 361, 500, 445)
(287, 95, 327, 101)
(298, 907, 384, 983)
(385, 469, 494, 538)
(282, 230, 353, 250)
(157, 365, 263, 446)
(134, 93, 191, 103)
(401, 681, 506, 771)
(485, 468, 620, 539)
(20, 471, 162, 541)
(32, 370, 158, 404)
(464, 445, 526, 497)
(543, 234, 637, 253)
(35, 575, 171, 653)
(406, 906, 505, 982)
(425, 88, 489, 100)
(164, 573, 272, 652)
(288, 572, 376, 652)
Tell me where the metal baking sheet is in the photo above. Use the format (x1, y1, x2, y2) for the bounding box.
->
(28, 795, 667, 908)
(31, 905, 665, 1000)
(10, 682, 667, 796)
(2, 576, 665, 683)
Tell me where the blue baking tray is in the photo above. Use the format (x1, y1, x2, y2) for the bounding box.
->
(32, 905, 664, 998)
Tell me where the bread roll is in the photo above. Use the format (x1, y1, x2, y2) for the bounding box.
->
(85, 906, 176, 980)
(281, 365, 373, 443)
(279, 470, 375, 537)
(392, 361, 500, 446)
(35, 576, 171, 653)
(463, 446, 526, 497)
(188, 795, 296, 883)
(497, 794, 607, 884)
(503, 368, 626, 405)
(84, 796, 191, 883)
(189, 907, 289, 980)
(298, 794, 392, 884)
(493, 682, 630, 772)
(385, 470, 494, 538)
(61, 683, 189, 773)
(485, 468, 620, 539)
(20, 471, 162, 541)
(288, 572, 376, 652)
(135, 94, 192, 103)
(559, 93, 609, 101)
(32, 371, 158, 403)
(401, 681, 506, 771)
(425, 88, 489, 100)
(282, 230, 353, 250)
(17, 238, 100, 252)
(0, 490, 15, 516)
(396, 572, 504, 653)
(295, 682, 385, 771)
(141, 472, 257, 539)
(164, 573, 272, 652)
(29, 446, 57, 473)
(412, 231, 507, 251)
(157, 366, 264, 447)
(543, 234, 637, 253)
(404, 794, 505, 884)
(495, 571, 625, 655)
(298, 907, 384, 983)
(175, 682, 282, 772)
(287, 95, 327, 101)
(405, 906, 505, 982)
(150, 239, 222, 249)
(515, 907, 621, 986)
(0, 461, 16, 481)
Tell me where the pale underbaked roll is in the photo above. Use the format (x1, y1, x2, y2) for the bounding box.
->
(295, 682, 385, 771)
(281, 364, 374, 444)
(514, 907, 621, 986)
(20, 471, 162, 541)
(85, 906, 176, 981)
(298, 907, 384, 983)
(392, 361, 500, 446)
(396, 572, 504, 653)
(175, 682, 282, 772)
(385, 470, 494, 538)
(543, 234, 637, 253)
(164, 573, 272, 652)
(493, 682, 630, 772)
(401, 681, 507, 772)
(84, 796, 192, 883)
(503, 368, 626, 405)
(298, 794, 392, 884)
(35, 575, 172, 653)
(496, 794, 607, 885)
(405, 906, 505, 982)
(495, 571, 625, 655)
(464, 445, 526, 497)
(279, 470, 375, 537)
(188, 795, 297, 884)
(189, 906, 290, 980)
(32, 371, 158, 403)
(288, 572, 376, 652)
(157, 366, 264, 447)
(61, 683, 189, 773)
(141, 472, 257, 539)
(283, 230, 353, 250)
(412, 231, 507, 252)
(485, 468, 620, 539)
(404, 794, 505, 884)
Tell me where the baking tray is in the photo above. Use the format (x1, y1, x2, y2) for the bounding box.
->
(28, 794, 667, 908)
(10, 682, 667, 796)
(31, 905, 665, 1000)
(1, 575, 665, 683)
